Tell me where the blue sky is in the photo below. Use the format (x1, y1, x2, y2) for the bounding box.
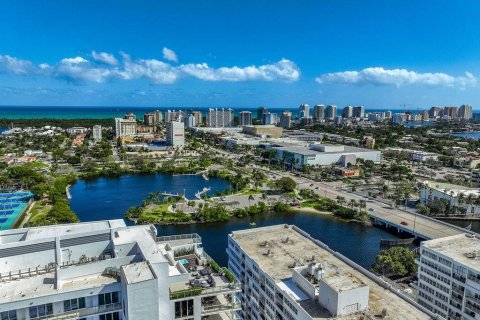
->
(1, 0, 480, 109)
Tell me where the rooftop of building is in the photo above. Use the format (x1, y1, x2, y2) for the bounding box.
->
(122, 261, 156, 284)
(422, 233, 480, 270)
(422, 180, 480, 197)
(230, 225, 430, 320)
(271, 143, 378, 156)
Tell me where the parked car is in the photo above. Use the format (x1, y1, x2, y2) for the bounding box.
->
(400, 221, 409, 226)
(368, 208, 374, 211)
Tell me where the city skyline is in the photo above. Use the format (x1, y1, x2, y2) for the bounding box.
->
(1, 1, 480, 108)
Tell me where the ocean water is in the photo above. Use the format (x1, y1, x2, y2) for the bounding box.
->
(0, 106, 406, 119)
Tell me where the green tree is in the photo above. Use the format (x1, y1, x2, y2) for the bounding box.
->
(372, 247, 417, 278)
(274, 177, 297, 192)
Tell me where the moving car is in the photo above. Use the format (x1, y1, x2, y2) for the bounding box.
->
(400, 221, 409, 226)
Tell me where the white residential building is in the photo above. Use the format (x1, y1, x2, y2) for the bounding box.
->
(325, 105, 337, 120)
(262, 112, 277, 125)
(298, 104, 310, 119)
(239, 111, 253, 126)
(206, 108, 234, 128)
(184, 114, 197, 128)
(166, 120, 185, 147)
(416, 233, 480, 320)
(419, 181, 480, 216)
(313, 105, 324, 121)
(227, 225, 432, 320)
(66, 127, 88, 135)
(114, 118, 137, 137)
(93, 125, 102, 141)
(0, 220, 240, 320)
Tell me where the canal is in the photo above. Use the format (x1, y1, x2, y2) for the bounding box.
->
(69, 174, 405, 270)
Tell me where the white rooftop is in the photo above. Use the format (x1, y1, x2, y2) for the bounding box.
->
(423, 233, 480, 270)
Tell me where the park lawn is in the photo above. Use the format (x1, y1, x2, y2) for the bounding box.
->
(300, 200, 322, 208)
(139, 205, 192, 224)
(29, 201, 52, 224)
(238, 188, 262, 196)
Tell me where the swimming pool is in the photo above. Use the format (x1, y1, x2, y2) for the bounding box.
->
(178, 259, 189, 265)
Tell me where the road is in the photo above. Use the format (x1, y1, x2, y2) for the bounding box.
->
(252, 165, 466, 240)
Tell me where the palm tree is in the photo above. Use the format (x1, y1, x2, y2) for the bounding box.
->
(336, 196, 346, 207)
(349, 199, 358, 211)
(248, 195, 254, 206)
(358, 200, 367, 212)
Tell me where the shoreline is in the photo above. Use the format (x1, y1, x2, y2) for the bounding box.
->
(291, 206, 332, 215)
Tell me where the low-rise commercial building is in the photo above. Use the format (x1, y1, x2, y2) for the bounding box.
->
(416, 233, 480, 319)
(0, 220, 240, 320)
(242, 125, 283, 139)
(227, 225, 432, 320)
(269, 143, 381, 169)
(419, 181, 480, 216)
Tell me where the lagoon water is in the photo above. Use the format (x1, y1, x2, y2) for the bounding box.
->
(449, 132, 480, 140)
(69, 174, 401, 269)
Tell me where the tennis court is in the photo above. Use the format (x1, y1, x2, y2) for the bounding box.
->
(0, 191, 33, 230)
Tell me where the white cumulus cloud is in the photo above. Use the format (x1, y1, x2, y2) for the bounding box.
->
(0, 52, 300, 85)
(179, 59, 300, 82)
(91, 51, 119, 65)
(315, 67, 477, 89)
(162, 47, 178, 62)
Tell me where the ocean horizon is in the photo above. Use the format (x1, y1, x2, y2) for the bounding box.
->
(0, 105, 424, 120)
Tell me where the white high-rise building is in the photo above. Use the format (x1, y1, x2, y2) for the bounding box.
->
(416, 233, 480, 320)
(92, 125, 102, 141)
(227, 225, 432, 320)
(325, 105, 337, 120)
(353, 106, 365, 118)
(0, 220, 240, 320)
(458, 105, 473, 120)
(279, 110, 292, 129)
(299, 104, 310, 119)
(342, 106, 353, 118)
(165, 110, 184, 123)
(239, 111, 252, 126)
(166, 120, 185, 147)
(262, 112, 277, 125)
(313, 104, 324, 120)
(115, 117, 137, 137)
(206, 108, 234, 128)
(184, 114, 197, 128)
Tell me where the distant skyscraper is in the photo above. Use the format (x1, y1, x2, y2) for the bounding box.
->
(299, 104, 310, 119)
(428, 106, 442, 118)
(342, 106, 353, 118)
(352, 106, 365, 118)
(443, 106, 458, 119)
(191, 111, 203, 125)
(206, 108, 234, 127)
(392, 113, 407, 125)
(385, 111, 393, 118)
(166, 120, 185, 147)
(165, 110, 184, 122)
(256, 107, 268, 120)
(262, 112, 277, 125)
(279, 110, 292, 129)
(420, 111, 429, 121)
(313, 104, 324, 120)
(143, 112, 155, 126)
(458, 104, 473, 120)
(325, 105, 337, 120)
(153, 110, 163, 124)
(239, 111, 253, 126)
(92, 125, 102, 141)
(184, 114, 196, 128)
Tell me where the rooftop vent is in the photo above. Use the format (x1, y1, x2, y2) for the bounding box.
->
(282, 237, 290, 244)
(259, 241, 269, 247)
(465, 252, 477, 259)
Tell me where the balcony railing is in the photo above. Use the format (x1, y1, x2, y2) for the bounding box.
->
(468, 274, 480, 285)
(35, 303, 122, 320)
(157, 233, 202, 244)
(201, 302, 242, 315)
(170, 281, 241, 300)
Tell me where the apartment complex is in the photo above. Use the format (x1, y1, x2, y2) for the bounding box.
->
(0, 220, 240, 320)
(114, 115, 137, 137)
(239, 111, 253, 126)
(279, 111, 292, 129)
(227, 225, 432, 320)
(416, 233, 480, 320)
(298, 104, 310, 119)
(92, 125, 102, 141)
(166, 120, 185, 147)
(313, 105, 324, 121)
(206, 108, 234, 128)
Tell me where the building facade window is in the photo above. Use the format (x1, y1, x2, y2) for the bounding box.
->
(99, 312, 120, 320)
(29, 304, 53, 319)
(64, 297, 86, 311)
(0, 311, 17, 320)
(98, 292, 119, 306)
(174, 299, 194, 318)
